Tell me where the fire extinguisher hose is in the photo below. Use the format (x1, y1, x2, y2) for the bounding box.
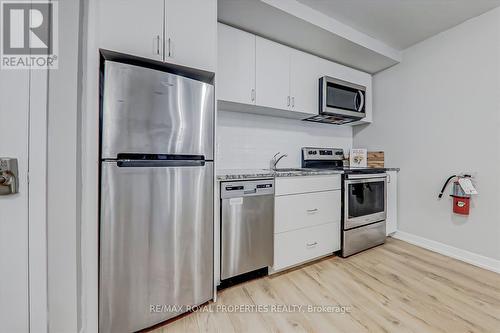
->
(438, 175, 456, 199)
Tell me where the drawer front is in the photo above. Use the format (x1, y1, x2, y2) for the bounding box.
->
(275, 190, 340, 233)
(275, 175, 341, 196)
(273, 222, 340, 271)
(342, 221, 386, 257)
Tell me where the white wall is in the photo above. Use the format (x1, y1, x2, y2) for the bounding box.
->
(217, 110, 352, 169)
(354, 8, 500, 261)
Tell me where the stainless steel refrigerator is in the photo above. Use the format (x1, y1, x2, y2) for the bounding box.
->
(99, 60, 214, 333)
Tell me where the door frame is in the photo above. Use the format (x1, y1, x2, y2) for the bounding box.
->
(79, 0, 100, 331)
(28, 68, 49, 333)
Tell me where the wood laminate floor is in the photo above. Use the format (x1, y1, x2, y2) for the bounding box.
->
(152, 238, 500, 333)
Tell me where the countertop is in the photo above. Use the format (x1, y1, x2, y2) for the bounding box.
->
(217, 167, 399, 181)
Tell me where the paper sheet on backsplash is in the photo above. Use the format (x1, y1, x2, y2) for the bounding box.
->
(349, 149, 367, 168)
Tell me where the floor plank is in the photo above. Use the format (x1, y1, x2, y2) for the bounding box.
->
(152, 238, 500, 333)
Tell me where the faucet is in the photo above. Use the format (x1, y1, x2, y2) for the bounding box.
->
(270, 152, 288, 170)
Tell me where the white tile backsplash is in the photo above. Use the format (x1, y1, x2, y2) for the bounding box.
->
(217, 110, 353, 169)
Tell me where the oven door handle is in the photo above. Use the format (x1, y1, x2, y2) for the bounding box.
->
(345, 173, 387, 180)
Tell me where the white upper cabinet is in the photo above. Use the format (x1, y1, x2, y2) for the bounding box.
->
(98, 0, 216, 72)
(217, 24, 372, 124)
(290, 49, 321, 116)
(99, 0, 164, 61)
(165, 0, 216, 71)
(255, 37, 291, 111)
(217, 24, 256, 105)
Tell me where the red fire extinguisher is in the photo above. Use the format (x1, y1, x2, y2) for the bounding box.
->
(439, 175, 473, 215)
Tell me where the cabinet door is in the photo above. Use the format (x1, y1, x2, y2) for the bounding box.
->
(256, 37, 291, 110)
(386, 171, 398, 235)
(98, 0, 164, 61)
(290, 49, 320, 115)
(217, 24, 256, 105)
(165, 0, 217, 71)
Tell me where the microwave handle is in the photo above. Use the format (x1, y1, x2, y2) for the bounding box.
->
(357, 91, 365, 112)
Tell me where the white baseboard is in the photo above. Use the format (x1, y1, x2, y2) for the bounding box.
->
(392, 231, 500, 274)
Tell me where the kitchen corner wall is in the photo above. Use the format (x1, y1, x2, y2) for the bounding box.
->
(217, 110, 353, 169)
(354, 8, 500, 262)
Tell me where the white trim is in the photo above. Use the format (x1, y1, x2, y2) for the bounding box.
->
(28, 52, 49, 333)
(393, 231, 500, 274)
(79, 0, 100, 331)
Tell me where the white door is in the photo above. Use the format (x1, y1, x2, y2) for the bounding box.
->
(290, 49, 320, 115)
(0, 69, 30, 332)
(256, 37, 291, 110)
(165, 0, 217, 71)
(217, 24, 256, 105)
(98, 0, 164, 61)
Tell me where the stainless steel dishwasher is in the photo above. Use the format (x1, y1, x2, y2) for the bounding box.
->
(221, 179, 274, 280)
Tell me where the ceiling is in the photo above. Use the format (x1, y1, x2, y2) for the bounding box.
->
(297, 0, 500, 49)
(218, 0, 401, 73)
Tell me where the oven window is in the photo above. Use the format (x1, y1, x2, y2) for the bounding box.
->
(326, 83, 359, 111)
(347, 181, 385, 218)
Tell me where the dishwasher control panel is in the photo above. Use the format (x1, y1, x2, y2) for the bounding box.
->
(221, 179, 274, 198)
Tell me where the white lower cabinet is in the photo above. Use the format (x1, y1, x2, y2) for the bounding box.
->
(272, 175, 342, 273)
(274, 222, 340, 271)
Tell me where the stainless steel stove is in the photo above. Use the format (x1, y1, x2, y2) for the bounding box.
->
(301, 147, 387, 257)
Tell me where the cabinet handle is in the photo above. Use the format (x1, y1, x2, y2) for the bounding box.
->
(168, 38, 172, 57)
(292, 96, 295, 108)
(306, 208, 318, 213)
(155, 35, 161, 55)
(287, 96, 290, 107)
(387, 173, 391, 183)
(251, 89, 255, 102)
(306, 242, 318, 248)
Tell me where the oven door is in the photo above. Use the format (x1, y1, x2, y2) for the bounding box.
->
(344, 174, 387, 230)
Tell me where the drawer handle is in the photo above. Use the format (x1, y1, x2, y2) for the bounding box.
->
(306, 242, 318, 248)
(306, 208, 318, 213)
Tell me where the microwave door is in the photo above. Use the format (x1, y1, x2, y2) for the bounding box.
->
(101, 61, 214, 160)
(320, 76, 366, 120)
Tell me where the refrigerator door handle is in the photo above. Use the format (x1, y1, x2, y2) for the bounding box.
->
(117, 160, 206, 168)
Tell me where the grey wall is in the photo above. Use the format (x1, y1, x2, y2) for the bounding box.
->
(354, 8, 500, 260)
(47, 0, 81, 331)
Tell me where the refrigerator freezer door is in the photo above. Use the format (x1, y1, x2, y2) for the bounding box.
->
(101, 61, 214, 160)
(99, 161, 214, 333)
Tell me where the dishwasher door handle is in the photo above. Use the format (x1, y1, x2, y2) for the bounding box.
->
(243, 189, 257, 195)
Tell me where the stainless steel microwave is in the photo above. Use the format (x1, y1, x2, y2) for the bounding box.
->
(306, 76, 366, 125)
